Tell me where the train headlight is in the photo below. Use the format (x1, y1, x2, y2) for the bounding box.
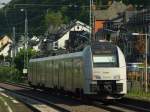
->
(114, 75, 120, 80)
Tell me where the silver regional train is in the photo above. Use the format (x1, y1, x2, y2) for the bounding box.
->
(28, 41, 127, 99)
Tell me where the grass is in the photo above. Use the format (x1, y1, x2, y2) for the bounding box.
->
(126, 90, 150, 101)
(0, 66, 24, 83)
(0, 97, 8, 112)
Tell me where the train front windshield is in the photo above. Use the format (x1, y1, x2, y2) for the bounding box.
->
(92, 42, 118, 67)
(93, 54, 118, 67)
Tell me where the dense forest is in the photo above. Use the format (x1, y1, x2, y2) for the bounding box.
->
(0, 0, 149, 38)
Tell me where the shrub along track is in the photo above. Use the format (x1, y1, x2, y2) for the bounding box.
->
(0, 82, 150, 112)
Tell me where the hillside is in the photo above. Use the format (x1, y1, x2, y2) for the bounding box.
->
(0, 0, 90, 38)
(0, 0, 149, 37)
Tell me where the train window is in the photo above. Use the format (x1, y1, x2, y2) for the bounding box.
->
(93, 54, 118, 67)
(93, 55, 116, 63)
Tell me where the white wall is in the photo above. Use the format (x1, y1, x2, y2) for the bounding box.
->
(0, 44, 11, 56)
(56, 21, 90, 49)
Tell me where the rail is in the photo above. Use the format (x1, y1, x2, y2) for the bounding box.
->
(0, 82, 150, 112)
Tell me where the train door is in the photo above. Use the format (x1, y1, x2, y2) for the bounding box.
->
(58, 60, 60, 89)
(45, 61, 49, 87)
(59, 60, 65, 89)
(64, 59, 67, 91)
(73, 59, 80, 91)
(51, 60, 54, 88)
(43, 61, 47, 85)
(29, 62, 33, 84)
(53, 60, 59, 88)
(48, 60, 53, 88)
(31, 62, 34, 83)
(57, 60, 59, 88)
(65, 59, 73, 91)
(34, 62, 37, 85)
(53, 61, 56, 87)
(38, 62, 42, 85)
(72, 59, 75, 92)
(32, 62, 37, 84)
(40, 62, 43, 85)
(62, 60, 65, 89)
(73, 58, 84, 92)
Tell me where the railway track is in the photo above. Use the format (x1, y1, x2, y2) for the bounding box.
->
(0, 82, 150, 112)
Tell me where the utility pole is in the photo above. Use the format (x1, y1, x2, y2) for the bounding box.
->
(90, 0, 92, 43)
(132, 33, 149, 92)
(25, 9, 28, 70)
(145, 33, 148, 93)
(10, 26, 16, 79)
(12, 27, 16, 66)
(21, 9, 28, 74)
(90, 0, 94, 44)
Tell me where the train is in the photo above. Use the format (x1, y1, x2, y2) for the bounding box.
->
(28, 41, 127, 99)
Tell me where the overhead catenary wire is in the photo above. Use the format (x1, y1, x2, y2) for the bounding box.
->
(13, 4, 90, 8)
(14, 13, 45, 26)
(1, 2, 91, 36)
(4, 10, 12, 33)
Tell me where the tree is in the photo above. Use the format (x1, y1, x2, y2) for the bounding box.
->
(45, 11, 64, 27)
(14, 48, 37, 72)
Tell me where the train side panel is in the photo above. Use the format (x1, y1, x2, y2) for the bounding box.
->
(59, 60, 65, 89)
(45, 61, 51, 88)
(72, 58, 84, 93)
(28, 50, 87, 93)
(117, 47, 127, 94)
(53, 60, 58, 88)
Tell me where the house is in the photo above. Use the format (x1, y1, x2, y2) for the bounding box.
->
(16, 35, 42, 53)
(0, 44, 11, 56)
(98, 6, 150, 64)
(123, 9, 150, 63)
(46, 20, 90, 50)
(0, 35, 12, 57)
(0, 35, 12, 48)
(30, 36, 40, 52)
(16, 35, 25, 53)
(93, 1, 127, 41)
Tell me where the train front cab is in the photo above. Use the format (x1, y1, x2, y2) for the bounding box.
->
(89, 46, 127, 99)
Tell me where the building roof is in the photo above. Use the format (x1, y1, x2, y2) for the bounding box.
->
(47, 20, 90, 41)
(126, 9, 150, 24)
(94, 2, 127, 20)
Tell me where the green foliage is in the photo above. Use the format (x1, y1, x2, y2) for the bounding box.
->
(0, 0, 91, 36)
(14, 48, 37, 72)
(45, 11, 64, 27)
(127, 90, 150, 101)
(0, 66, 22, 83)
(0, 0, 149, 36)
(0, 49, 37, 83)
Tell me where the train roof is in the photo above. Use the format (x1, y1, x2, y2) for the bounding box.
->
(91, 41, 117, 54)
(91, 41, 116, 49)
(30, 50, 84, 62)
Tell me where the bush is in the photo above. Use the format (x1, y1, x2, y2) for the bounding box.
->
(0, 66, 24, 83)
